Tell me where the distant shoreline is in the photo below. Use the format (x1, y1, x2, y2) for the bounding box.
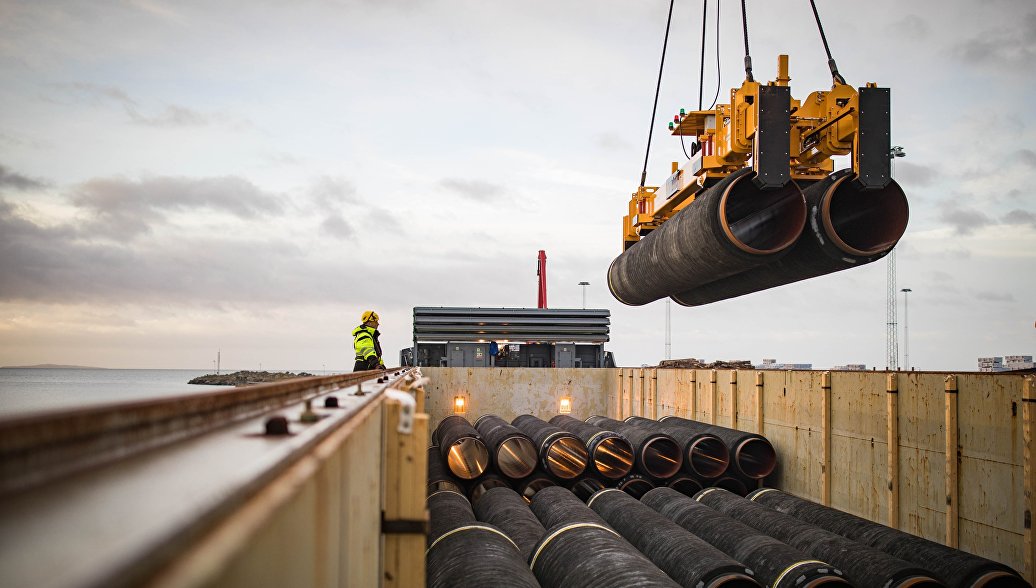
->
(0, 364, 108, 369)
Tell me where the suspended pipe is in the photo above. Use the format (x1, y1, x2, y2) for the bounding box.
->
(672, 170, 909, 306)
(528, 486, 681, 587)
(616, 473, 656, 499)
(472, 486, 547, 562)
(608, 168, 807, 306)
(515, 472, 557, 503)
(427, 445, 464, 495)
(623, 415, 730, 479)
(697, 487, 944, 588)
(748, 488, 1027, 588)
(587, 488, 759, 588)
(585, 415, 684, 479)
(511, 414, 589, 480)
(474, 414, 538, 480)
(549, 414, 635, 479)
(432, 415, 490, 480)
(642, 487, 851, 588)
(426, 490, 540, 588)
(655, 415, 777, 479)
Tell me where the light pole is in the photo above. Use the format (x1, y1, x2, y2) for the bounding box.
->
(578, 281, 590, 309)
(901, 288, 912, 370)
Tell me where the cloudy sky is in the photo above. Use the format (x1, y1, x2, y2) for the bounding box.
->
(1, 0, 1033, 371)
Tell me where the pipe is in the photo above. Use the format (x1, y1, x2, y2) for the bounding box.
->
(570, 477, 608, 502)
(624, 415, 730, 479)
(748, 488, 1027, 588)
(656, 415, 777, 479)
(711, 476, 750, 497)
(671, 169, 908, 306)
(667, 475, 704, 497)
(426, 490, 540, 588)
(474, 414, 538, 480)
(528, 486, 681, 587)
(587, 488, 759, 588)
(467, 472, 509, 505)
(427, 445, 464, 495)
(514, 472, 557, 503)
(549, 414, 635, 479)
(432, 415, 490, 480)
(511, 414, 589, 479)
(608, 168, 806, 306)
(472, 486, 547, 562)
(697, 487, 943, 588)
(616, 473, 656, 499)
(642, 487, 851, 588)
(585, 415, 684, 479)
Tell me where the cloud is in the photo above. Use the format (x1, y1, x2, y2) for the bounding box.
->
(975, 290, 1015, 302)
(953, 11, 1036, 67)
(890, 14, 929, 39)
(1015, 149, 1036, 168)
(894, 161, 938, 187)
(320, 214, 354, 239)
(309, 176, 359, 209)
(1002, 208, 1036, 228)
(939, 205, 993, 235)
(439, 178, 507, 201)
(53, 82, 242, 129)
(71, 175, 284, 238)
(0, 163, 47, 191)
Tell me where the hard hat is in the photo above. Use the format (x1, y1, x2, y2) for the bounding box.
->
(361, 310, 379, 323)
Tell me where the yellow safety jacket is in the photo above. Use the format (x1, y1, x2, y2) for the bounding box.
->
(353, 325, 383, 365)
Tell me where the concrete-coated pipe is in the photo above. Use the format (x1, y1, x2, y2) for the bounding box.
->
(474, 414, 538, 480)
(656, 415, 777, 479)
(624, 415, 730, 479)
(609, 168, 806, 306)
(672, 169, 908, 306)
(432, 415, 490, 480)
(585, 415, 684, 479)
(549, 414, 635, 479)
(511, 414, 589, 480)
(427, 445, 465, 495)
(472, 486, 546, 562)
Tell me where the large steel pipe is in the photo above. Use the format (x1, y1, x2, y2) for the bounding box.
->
(432, 415, 490, 480)
(749, 488, 1027, 588)
(608, 168, 806, 306)
(672, 169, 909, 306)
(655, 415, 777, 479)
(587, 488, 760, 588)
(549, 414, 635, 479)
(474, 414, 538, 479)
(529, 486, 680, 587)
(586, 415, 684, 479)
(427, 445, 464, 495)
(616, 473, 656, 499)
(514, 472, 557, 503)
(511, 414, 588, 479)
(473, 486, 547, 561)
(426, 490, 540, 588)
(697, 487, 943, 588)
(623, 415, 730, 479)
(467, 472, 509, 504)
(642, 487, 851, 588)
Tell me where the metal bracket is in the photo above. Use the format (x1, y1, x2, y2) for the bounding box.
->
(384, 389, 416, 434)
(381, 511, 429, 535)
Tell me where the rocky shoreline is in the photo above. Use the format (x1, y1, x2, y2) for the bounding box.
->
(188, 370, 315, 387)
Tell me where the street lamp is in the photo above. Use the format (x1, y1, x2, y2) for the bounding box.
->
(901, 288, 912, 370)
(578, 281, 590, 309)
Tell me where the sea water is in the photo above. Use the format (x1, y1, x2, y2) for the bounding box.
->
(0, 368, 232, 417)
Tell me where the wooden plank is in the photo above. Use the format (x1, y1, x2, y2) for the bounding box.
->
(383, 400, 429, 588)
(822, 371, 832, 506)
(709, 369, 718, 425)
(1024, 376, 1036, 585)
(730, 370, 739, 430)
(755, 371, 765, 435)
(689, 370, 697, 421)
(887, 373, 900, 529)
(945, 374, 959, 548)
(650, 368, 658, 419)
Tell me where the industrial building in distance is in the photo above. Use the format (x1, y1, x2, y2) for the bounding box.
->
(978, 355, 1034, 372)
(402, 307, 613, 368)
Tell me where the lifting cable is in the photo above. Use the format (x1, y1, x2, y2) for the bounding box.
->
(740, 0, 754, 82)
(808, 0, 846, 84)
(683, 0, 721, 160)
(639, 0, 676, 188)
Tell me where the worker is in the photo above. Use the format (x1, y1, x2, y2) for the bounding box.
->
(353, 310, 385, 371)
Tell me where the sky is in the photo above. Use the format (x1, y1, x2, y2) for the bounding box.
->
(0, 0, 1033, 372)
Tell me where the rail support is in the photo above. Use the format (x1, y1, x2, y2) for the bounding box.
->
(382, 398, 429, 588)
(886, 372, 900, 529)
(821, 371, 832, 506)
(945, 374, 959, 548)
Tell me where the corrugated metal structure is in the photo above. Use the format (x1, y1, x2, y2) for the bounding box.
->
(407, 307, 612, 368)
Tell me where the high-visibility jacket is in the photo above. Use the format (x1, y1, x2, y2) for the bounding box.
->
(353, 325, 383, 365)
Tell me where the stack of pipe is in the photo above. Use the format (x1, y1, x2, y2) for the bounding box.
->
(511, 415, 589, 480)
(472, 486, 547, 561)
(474, 415, 538, 480)
(549, 415, 635, 480)
(432, 415, 489, 480)
(427, 445, 463, 495)
(642, 487, 851, 588)
(650, 415, 777, 483)
(585, 415, 684, 480)
(587, 488, 759, 588)
(619, 415, 730, 481)
(697, 487, 943, 588)
(426, 490, 539, 588)
(748, 488, 1028, 588)
(528, 486, 680, 587)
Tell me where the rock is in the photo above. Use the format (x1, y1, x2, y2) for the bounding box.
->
(657, 358, 754, 370)
(188, 370, 315, 387)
